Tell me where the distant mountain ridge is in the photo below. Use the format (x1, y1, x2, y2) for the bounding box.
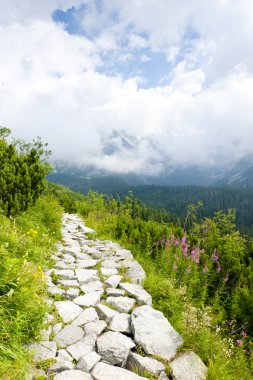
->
(47, 157, 253, 194)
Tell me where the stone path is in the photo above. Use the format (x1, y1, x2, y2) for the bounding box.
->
(29, 213, 207, 380)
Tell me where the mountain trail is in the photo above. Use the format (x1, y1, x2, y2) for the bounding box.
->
(28, 213, 207, 380)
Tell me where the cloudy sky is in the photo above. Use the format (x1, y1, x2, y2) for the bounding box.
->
(1, 1, 253, 174)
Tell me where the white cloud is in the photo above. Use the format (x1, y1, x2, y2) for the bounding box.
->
(1, 1, 253, 175)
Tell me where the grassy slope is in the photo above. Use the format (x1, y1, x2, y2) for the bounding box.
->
(0, 193, 62, 380)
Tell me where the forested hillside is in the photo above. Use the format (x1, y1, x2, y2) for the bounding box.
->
(129, 185, 253, 234)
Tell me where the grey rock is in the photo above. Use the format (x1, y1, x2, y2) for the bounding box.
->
(54, 301, 83, 323)
(74, 291, 103, 307)
(71, 307, 99, 327)
(126, 352, 165, 375)
(92, 362, 147, 380)
(66, 287, 79, 299)
(105, 288, 125, 297)
(125, 262, 146, 284)
(101, 268, 118, 276)
(77, 259, 98, 268)
(48, 286, 66, 295)
(102, 260, 120, 269)
(57, 349, 73, 362)
(54, 325, 84, 348)
(48, 358, 74, 373)
(76, 351, 101, 371)
(119, 282, 152, 306)
(76, 269, 99, 284)
(131, 305, 183, 361)
(96, 331, 135, 365)
(54, 370, 93, 380)
(104, 275, 122, 288)
(58, 279, 79, 287)
(62, 254, 76, 263)
(41, 325, 52, 340)
(75, 253, 92, 260)
(29, 341, 57, 361)
(81, 280, 104, 293)
(106, 296, 136, 313)
(84, 320, 107, 335)
(158, 372, 170, 380)
(53, 322, 63, 335)
(53, 269, 75, 280)
(170, 351, 208, 380)
(95, 303, 119, 322)
(54, 261, 68, 269)
(67, 334, 97, 361)
(109, 313, 131, 334)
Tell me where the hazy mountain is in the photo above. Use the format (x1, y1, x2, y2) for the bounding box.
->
(47, 157, 253, 195)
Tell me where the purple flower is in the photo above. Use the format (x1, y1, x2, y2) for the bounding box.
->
(236, 339, 243, 346)
(186, 267, 191, 273)
(241, 330, 247, 338)
(181, 236, 187, 244)
(211, 250, 219, 262)
(182, 248, 188, 258)
(217, 265, 221, 273)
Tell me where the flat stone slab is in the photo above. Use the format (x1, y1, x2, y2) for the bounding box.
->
(97, 331, 135, 365)
(54, 301, 83, 323)
(105, 288, 125, 297)
(66, 287, 79, 299)
(74, 291, 103, 307)
(92, 362, 147, 380)
(95, 303, 119, 322)
(48, 286, 66, 295)
(101, 268, 118, 276)
(84, 320, 107, 335)
(101, 260, 120, 269)
(29, 341, 57, 361)
(104, 275, 122, 288)
(170, 351, 207, 380)
(54, 325, 84, 347)
(126, 352, 165, 376)
(66, 334, 97, 361)
(71, 307, 99, 327)
(109, 313, 131, 334)
(53, 269, 75, 280)
(106, 296, 136, 313)
(76, 351, 101, 371)
(81, 280, 104, 293)
(119, 282, 152, 305)
(77, 259, 98, 268)
(54, 261, 68, 269)
(125, 262, 146, 284)
(76, 269, 99, 284)
(48, 358, 74, 374)
(58, 279, 79, 287)
(131, 305, 183, 361)
(54, 370, 93, 379)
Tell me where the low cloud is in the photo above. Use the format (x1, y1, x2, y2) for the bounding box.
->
(1, 1, 253, 175)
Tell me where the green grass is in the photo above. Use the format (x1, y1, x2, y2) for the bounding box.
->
(81, 213, 253, 379)
(0, 194, 62, 380)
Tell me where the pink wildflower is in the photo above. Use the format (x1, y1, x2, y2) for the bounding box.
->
(236, 339, 243, 346)
(241, 330, 247, 338)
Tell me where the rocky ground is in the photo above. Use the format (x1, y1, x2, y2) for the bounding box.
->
(29, 213, 207, 380)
